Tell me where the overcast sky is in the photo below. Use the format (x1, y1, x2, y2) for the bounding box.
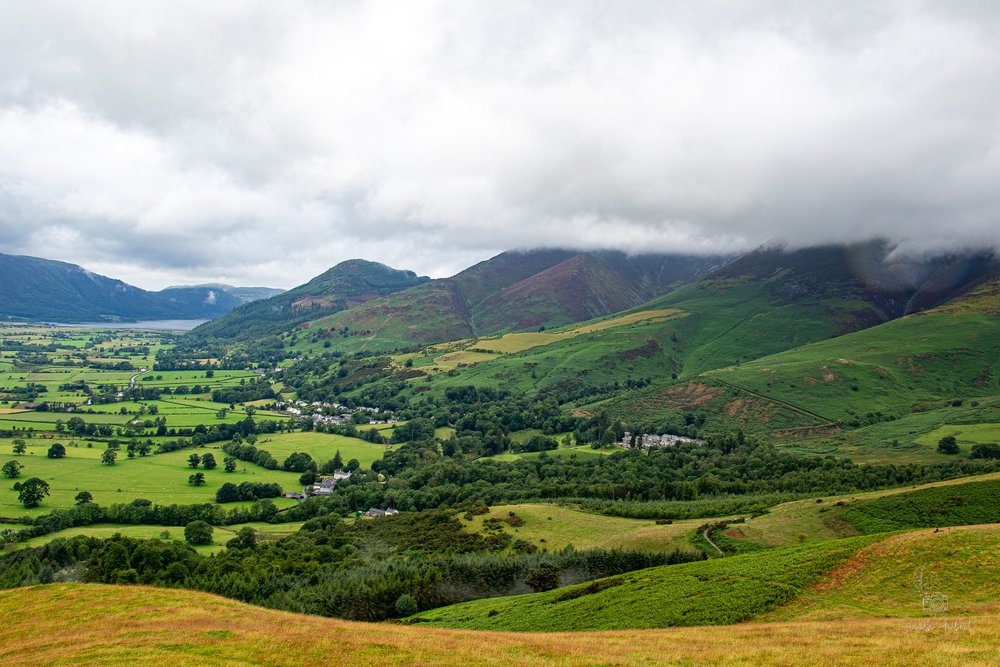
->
(1, 1, 998, 290)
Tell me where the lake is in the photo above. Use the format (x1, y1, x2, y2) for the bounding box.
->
(43, 319, 209, 331)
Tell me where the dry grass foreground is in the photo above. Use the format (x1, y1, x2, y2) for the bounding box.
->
(0, 583, 997, 666)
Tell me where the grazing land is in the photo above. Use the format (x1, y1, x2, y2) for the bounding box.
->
(461, 503, 706, 553)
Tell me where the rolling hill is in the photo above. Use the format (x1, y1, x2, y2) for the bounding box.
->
(3, 575, 996, 665)
(291, 249, 729, 353)
(184, 259, 431, 343)
(0, 252, 256, 322)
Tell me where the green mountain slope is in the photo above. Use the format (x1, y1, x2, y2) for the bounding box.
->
(400, 244, 997, 404)
(184, 259, 430, 343)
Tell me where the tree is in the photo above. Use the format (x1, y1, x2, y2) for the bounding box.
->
(46, 443, 66, 459)
(226, 526, 257, 550)
(282, 451, 316, 473)
(299, 470, 317, 486)
(215, 482, 240, 503)
(332, 450, 344, 470)
(394, 593, 418, 617)
(201, 453, 218, 470)
(937, 435, 960, 455)
(188, 472, 206, 486)
(184, 520, 213, 545)
(970, 443, 1000, 459)
(101, 449, 117, 465)
(12, 440, 27, 455)
(224, 456, 237, 473)
(18, 477, 49, 508)
(526, 563, 561, 592)
(1, 460, 23, 478)
(187, 453, 201, 468)
(75, 490, 93, 505)
(346, 458, 360, 472)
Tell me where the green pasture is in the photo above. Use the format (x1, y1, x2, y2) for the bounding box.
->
(251, 431, 397, 469)
(0, 442, 302, 518)
(14, 520, 306, 555)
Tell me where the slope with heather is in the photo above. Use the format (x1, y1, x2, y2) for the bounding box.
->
(292, 250, 727, 353)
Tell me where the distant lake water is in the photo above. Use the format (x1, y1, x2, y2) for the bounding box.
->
(43, 319, 209, 331)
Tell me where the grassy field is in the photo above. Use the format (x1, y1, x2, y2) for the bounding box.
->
(251, 431, 398, 468)
(762, 524, 1000, 622)
(14, 521, 305, 555)
(411, 535, 879, 631)
(0, 441, 301, 517)
(461, 503, 707, 553)
(1, 583, 996, 666)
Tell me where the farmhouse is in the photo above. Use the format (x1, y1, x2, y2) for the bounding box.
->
(364, 508, 399, 518)
(310, 471, 352, 496)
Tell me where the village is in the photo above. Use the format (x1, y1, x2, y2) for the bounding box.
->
(618, 431, 705, 449)
(277, 399, 398, 428)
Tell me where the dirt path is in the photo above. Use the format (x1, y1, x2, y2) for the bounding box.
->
(702, 527, 724, 556)
(711, 378, 839, 427)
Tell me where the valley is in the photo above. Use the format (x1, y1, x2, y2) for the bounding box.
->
(1, 243, 999, 665)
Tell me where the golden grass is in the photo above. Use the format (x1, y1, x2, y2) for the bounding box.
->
(0, 583, 996, 666)
(406, 308, 687, 373)
(462, 503, 706, 553)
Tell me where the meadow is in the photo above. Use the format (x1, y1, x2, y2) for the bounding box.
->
(16, 520, 305, 555)
(0, 439, 302, 516)
(461, 503, 706, 553)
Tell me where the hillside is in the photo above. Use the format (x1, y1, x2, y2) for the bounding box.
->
(293, 250, 727, 353)
(2, 583, 995, 666)
(0, 252, 249, 322)
(388, 244, 998, 418)
(184, 259, 430, 343)
(415, 524, 1000, 632)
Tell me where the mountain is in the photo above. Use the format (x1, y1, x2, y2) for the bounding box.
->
(185, 259, 430, 343)
(294, 249, 729, 352)
(164, 284, 285, 304)
(0, 252, 247, 322)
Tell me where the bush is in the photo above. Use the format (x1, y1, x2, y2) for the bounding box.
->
(394, 593, 418, 617)
(970, 443, 1000, 460)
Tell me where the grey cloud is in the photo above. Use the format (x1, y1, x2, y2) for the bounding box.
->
(0, 1, 998, 289)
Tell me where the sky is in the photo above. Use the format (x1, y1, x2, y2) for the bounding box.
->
(1, 1, 998, 290)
